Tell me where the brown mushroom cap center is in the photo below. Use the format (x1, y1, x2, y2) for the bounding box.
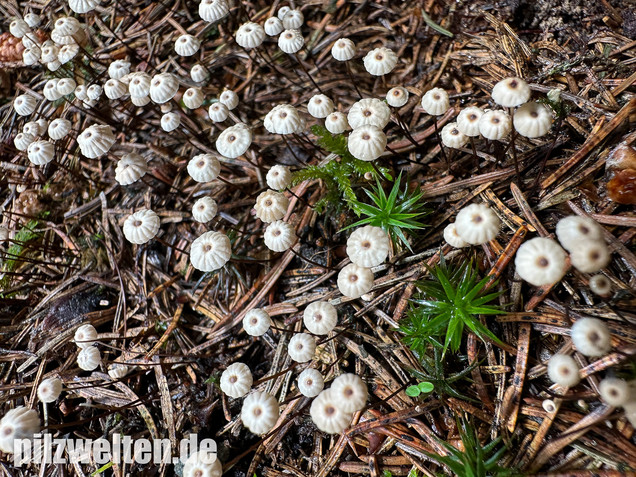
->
(588, 331, 600, 344)
(451, 128, 459, 136)
(433, 94, 440, 100)
(537, 257, 549, 267)
(3, 426, 13, 436)
(349, 274, 359, 283)
(264, 199, 273, 207)
(361, 240, 371, 249)
(560, 366, 571, 375)
(203, 244, 212, 252)
(509, 79, 519, 88)
(344, 387, 354, 397)
(314, 313, 322, 322)
(472, 214, 483, 224)
(362, 134, 371, 141)
(272, 229, 281, 237)
(530, 111, 539, 118)
(375, 54, 384, 61)
(228, 135, 236, 142)
(253, 407, 262, 417)
(133, 220, 142, 227)
(194, 469, 203, 477)
(469, 114, 477, 121)
(250, 317, 258, 325)
(492, 117, 500, 124)
(229, 375, 237, 383)
(590, 251, 600, 261)
(325, 405, 336, 416)
(197, 160, 205, 168)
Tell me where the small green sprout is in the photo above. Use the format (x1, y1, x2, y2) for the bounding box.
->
(405, 381, 434, 397)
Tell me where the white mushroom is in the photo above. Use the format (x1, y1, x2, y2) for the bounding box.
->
(347, 98, 391, 130)
(208, 102, 229, 122)
(77, 124, 116, 158)
(266, 165, 292, 190)
(161, 112, 181, 132)
(307, 94, 335, 119)
(420, 88, 449, 116)
(599, 378, 629, 407)
(108, 60, 131, 79)
(346, 225, 390, 268)
(190, 231, 232, 272)
(325, 112, 350, 134)
(478, 110, 511, 140)
(187, 154, 221, 182)
(191, 64, 209, 83)
(37, 377, 63, 403)
(14, 133, 35, 151)
(220, 362, 253, 398)
(198, 0, 229, 23)
(514, 237, 567, 287)
(183, 450, 222, 477)
(491, 77, 531, 108)
(123, 209, 160, 244)
(570, 317, 611, 357)
(347, 125, 386, 161)
(331, 373, 368, 412)
(241, 391, 279, 435)
(264, 220, 296, 252)
(441, 122, 468, 149)
(457, 106, 484, 137)
(264, 104, 301, 135)
(243, 308, 272, 337)
(149, 73, 179, 104)
(74, 324, 98, 348)
(219, 89, 239, 110)
(569, 240, 610, 274)
(0, 407, 40, 453)
(513, 102, 553, 138)
(589, 274, 612, 297)
(297, 368, 324, 397)
(337, 263, 374, 298)
(175, 34, 201, 57)
(104, 79, 127, 100)
(278, 29, 304, 54)
(547, 354, 580, 387)
(310, 389, 353, 434)
(331, 38, 356, 61)
(282, 9, 304, 29)
(192, 197, 218, 223)
(27, 140, 55, 166)
(254, 190, 289, 223)
(216, 123, 252, 158)
(443, 223, 468, 248)
(363, 47, 398, 76)
(287, 333, 316, 363)
(454, 203, 500, 245)
(115, 153, 148, 185)
(77, 346, 102, 371)
(264, 17, 284, 36)
(303, 301, 338, 335)
(386, 86, 409, 108)
(235, 22, 265, 49)
(555, 216, 603, 252)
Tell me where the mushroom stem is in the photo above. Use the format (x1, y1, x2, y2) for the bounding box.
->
(433, 118, 450, 169)
(393, 111, 419, 148)
(528, 118, 563, 197)
(345, 62, 363, 99)
(154, 236, 190, 255)
(280, 134, 307, 166)
(289, 247, 337, 271)
(292, 53, 325, 94)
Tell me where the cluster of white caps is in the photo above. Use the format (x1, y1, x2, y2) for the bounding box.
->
(444, 204, 612, 289)
(435, 77, 554, 151)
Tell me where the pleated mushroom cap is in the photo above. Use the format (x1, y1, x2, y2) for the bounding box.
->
(216, 123, 252, 158)
(190, 231, 232, 272)
(175, 34, 201, 57)
(491, 77, 531, 107)
(420, 88, 449, 116)
(14, 94, 37, 116)
(199, 0, 229, 22)
(149, 73, 179, 104)
(123, 209, 160, 244)
(187, 154, 220, 182)
(347, 125, 386, 161)
(513, 102, 553, 138)
(514, 237, 568, 287)
(264, 220, 296, 252)
(27, 140, 55, 166)
(346, 225, 390, 268)
(363, 47, 397, 76)
(331, 38, 356, 61)
(192, 197, 218, 223)
(235, 22, 265, 49)
(347, 98, 391, 129)
(115, 153, 148, 185)
(457, 107, 484, 137)
(278, 29, 304, 54)
(220, 362, 253, 398)
(337, 263, 374, 298)
(441, 122, 468, 149)
(77, 124, 116, 158)
(310, 389, 353, 434)
(241, 391, 279, 435)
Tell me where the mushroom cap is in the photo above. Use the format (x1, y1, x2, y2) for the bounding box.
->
(264, 220, 296, 252)
(555, 216, 603, 252)
(456, 106, 484, 137)
(337, 263, 374, 298)
(192, 197, 218, 223)
(254, 190, 289, 223)
(77, 124, 116, 158)
(297, 368, 324, 397)
(331, 373, 368, 413)
(23, 47, 41, 66)
(243, 308, 272, 336)
(104, 79, 127, 99)
(24, 13, 41, 28)
(23, 121, 40, 137)
(108, 363, 130, 379)
(347, 98, 391, 129)
(599, 378, 630, 407)
(190, 231, 232, 272)
(325, 112, 349, 134)
(14, 132, 35, 151)
(514, 237, 567, 287)
(208, 102, 229, 122)
(454, 203, 501, 245)
(241, 391, 279, 435)
(331, 38, 356, 61)
(58, 44, 79, 64)
(198, 0, 229, 23)
(87, 84, 102, 100)
(216, 123, 252, 158)
(74, 84, 88, 101)
(108, 59, 130, 80)
(569, 240, 610, 274)
(43, 79, 62, 101)
(277, 6, 291, 20)
(491, 77, 531, 107)
(266, 165, 292, 190)
(589, 274, 612, 297)
(235, 22, 265, 49)
(220, 362, 253, 398)
(287, 333, 316, 363)
(35, 119, 48, 135)
(363, 47, 398, 76)
(513, 102, 553, 138)
(161, 111, 181, 132)
(421, 88, 450, 116)
(264, 104, 302, 135)
(55, 16, 80, 35)
(128, 72, 152, 97)
(303, 301, 338, 335)
(41, 43, 59, 63)
(278, 29, 304, 54)
(347, 125, 386, 161)
(115, 152, 148, 185)
(346, 225, 390, 268)
(37, 377, 63, 403)
(183, 450, 222, 477)
(0, 406, 40, 453)
(386, 86, 409, 108)
(307, 94, 335, 119)
(77, 346, 102, 371)
(282, 9, 304, 29)
(74, 324, 98, 348)
(9, 18, 30, 38)
(149, 73, 179, 104)
(190, 64, 209, 83)
(175, 34, 201, 57)
(47, 60, 62, 72)
(123, 209, 160, 244)
(68, 0, 98, 14)
(183, 87, 204, 109)
(547, 354, 580, 387)
(310, 389, 353, 434)
(27, 140, 55, 166)
(219, 89, 239, 110)
(441, 122, 468, 149)
(570, 317, 611, 357)
(478, 110, 511, 140)
(264, 17, 284, 36)
(443, 223, 468, 248)
(188, 154, 221, 182)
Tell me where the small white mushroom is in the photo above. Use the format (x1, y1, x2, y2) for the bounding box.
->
(513, 102, 553, 138)
(149, 73, 179, 104)
(478, 110, 511, 140)
(77, 124, 116, 158)
(27, 140, 55, 166)
(187, 154, 221, 182)
(346, 225, 390, 268)
(547, 354, 580, 387)
(175, 34, 201, 57)
(420, 88, 449, 116)
(386, 86, 409, 108)
(190, 231, 231, 272)
(266, 165, 292, 190)
(282, 9, 304, 29)
(441, 122, 468, 149)
(303, 301, 338, 335)
(331, 373, 368, 412)
(37, 377, 63, 403)
(456, 106, 484, 137)
(589, 274, 612, 297)
(208, 102, 229, 122)
(569, 240, 610, 274)
(241, 391, 279, 435)
(74, 324, 98, 348)
(278, 29, 304, 54)
(13, 94, 39, 116)
(491, 77, 531, 108)
(443, 223, 468, 248)
(220, 362, 253, 398)
(198, 0, 229, 23)
(264, 17, 284, 36)
(599, 378, 629, 407)
(123, 209, 160, 244)
(297, 368, 324, 397)
(77, 346, 101, 371)
(192, 197, 218, 223)
(287, 333, 316, 363)
(161, 112, 181, 132)
(454, 203, 500, 245)
(115, 153, 148, 185)
(108, 60, 130, 80)
(310, 389, 353, 434)
(219, 89, 239, 110)
(347, 125, 386, 161)
(264, 104, 301, 135)
(216, 123, 252, 158)
(243, 308, 272, 337)
(254, 190, 289, 223)
(48, 118, 72, 140)
(307, 94, 335, 119)
(570, 317, 611, 357)
(0, 407, 40, 453)
(363, 47, 397, 76)
(337, 263, 374, 298)
(235, 22, 265, 49)
(331, 38, 356, 61)
(264, 220, 296, 252)
(190, 64, 209, 83)
(514, 237, 567, 287)
(183, 88, 204, 109)
(555, 216, 603, 252)
(347, 98, 391, 130)
(325, 112, 350, 134)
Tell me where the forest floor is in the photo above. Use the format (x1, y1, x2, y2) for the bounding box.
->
(1, 0, 636, 476)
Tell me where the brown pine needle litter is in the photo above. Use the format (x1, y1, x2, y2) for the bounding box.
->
(0, 0, 635, 475)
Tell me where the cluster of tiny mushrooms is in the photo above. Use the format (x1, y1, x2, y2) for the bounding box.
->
(1, 0, 634, 474)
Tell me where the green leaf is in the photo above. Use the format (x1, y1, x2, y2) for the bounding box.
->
(417, 381, 434, 393)
(405, 385, 421, 397)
